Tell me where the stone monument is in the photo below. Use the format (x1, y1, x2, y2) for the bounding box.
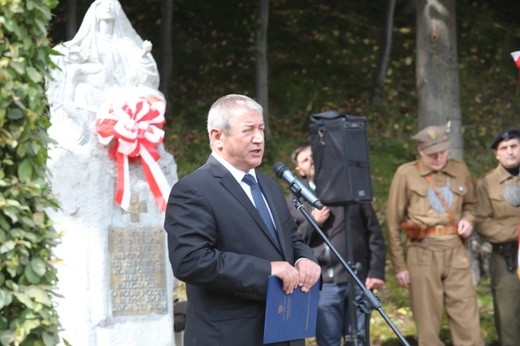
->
(45, 0, 177, 345)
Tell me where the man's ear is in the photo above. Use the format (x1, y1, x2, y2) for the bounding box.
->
(295, 166, 304, 177)
(210, 129, 223, 149)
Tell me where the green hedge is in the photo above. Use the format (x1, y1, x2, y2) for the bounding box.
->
(0, 0, 61, 345)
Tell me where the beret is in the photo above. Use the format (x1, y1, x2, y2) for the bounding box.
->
(411, 125, 450, 154)
(490, 128, 520, 149)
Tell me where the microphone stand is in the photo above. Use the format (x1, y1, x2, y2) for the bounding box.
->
(342, 203, 364, 346)
(291, 196, 410, 346)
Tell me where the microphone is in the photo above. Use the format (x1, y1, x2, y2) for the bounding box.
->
(272, 162, 324, 210)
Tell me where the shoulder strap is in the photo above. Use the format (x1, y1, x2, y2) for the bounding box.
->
(416, 163, 458, 226)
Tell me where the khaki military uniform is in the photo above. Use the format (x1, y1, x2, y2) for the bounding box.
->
(387, 158, 483, 346)
(476, 164, 520, 346)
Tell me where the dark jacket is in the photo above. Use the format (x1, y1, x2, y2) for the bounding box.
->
(165, 155, 316, 346)
(286, 191, 386, 284)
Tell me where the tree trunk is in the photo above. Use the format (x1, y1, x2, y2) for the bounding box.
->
(416, 0, 463, 159)
(371, 0, 396, 104)
(66, 0, 78, 40)
(159, 0, 174, 119)
(256, 0, 270, 139)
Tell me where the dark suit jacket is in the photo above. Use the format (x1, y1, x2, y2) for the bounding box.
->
(164, 155, 317, 346)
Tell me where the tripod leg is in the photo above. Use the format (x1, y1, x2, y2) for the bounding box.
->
(363, 310, 371, 346)
(343, 282, 372, 346)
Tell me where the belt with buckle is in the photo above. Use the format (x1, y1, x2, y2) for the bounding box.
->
(424, 225, 458, 237)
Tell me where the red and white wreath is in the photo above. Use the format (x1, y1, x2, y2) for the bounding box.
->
(95, 86, 170, 212)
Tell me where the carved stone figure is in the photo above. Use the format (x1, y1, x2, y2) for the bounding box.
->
(46, 0, 159, 149)
(44, 1, 176, 344)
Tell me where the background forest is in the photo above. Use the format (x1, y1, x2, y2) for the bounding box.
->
(47, 0, 520, 344)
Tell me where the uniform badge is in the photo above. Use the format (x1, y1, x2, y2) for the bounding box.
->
(428, 186, 453, 213)
(504, 184, 520, 207)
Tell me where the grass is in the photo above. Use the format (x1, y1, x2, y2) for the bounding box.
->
(300, 274, 498, 345)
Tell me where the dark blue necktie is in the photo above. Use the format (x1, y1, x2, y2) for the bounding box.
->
(243, 174, 280, 247)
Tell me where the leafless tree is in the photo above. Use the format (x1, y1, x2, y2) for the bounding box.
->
(66, 0, 78, 39)
(256, 0, 270, 138)
(371, 0, 396, 104)
(159, 0, 174, 118)
(416, 0, 463, 159)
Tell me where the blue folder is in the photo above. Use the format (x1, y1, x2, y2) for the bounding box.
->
(263, 275, 320, 344)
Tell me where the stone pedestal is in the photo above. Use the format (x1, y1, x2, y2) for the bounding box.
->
(47, 145, 177, 346)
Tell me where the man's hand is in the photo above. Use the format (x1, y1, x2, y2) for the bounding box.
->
(295, 258, 321, 292)
(395, 270, 410, 288)
(457, 219, 473, 239)
(271, 261, 300, 294)
(365, 277, 385, 290)
(311, 206, 330, 225)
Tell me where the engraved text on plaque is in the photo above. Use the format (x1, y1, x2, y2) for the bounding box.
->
(109, 227, 168, 316)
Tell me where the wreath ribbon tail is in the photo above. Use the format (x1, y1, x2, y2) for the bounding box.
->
(140, 147, 170, 211)
(115, 152, 131, 211)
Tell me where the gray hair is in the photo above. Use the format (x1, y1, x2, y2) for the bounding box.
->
(207, 94, 263, 134)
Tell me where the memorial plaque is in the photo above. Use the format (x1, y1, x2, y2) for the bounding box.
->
(109, 227, 168, 316)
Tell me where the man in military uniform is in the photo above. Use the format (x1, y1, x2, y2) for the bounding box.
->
(386, 125, 483, 346)
(476, 128, 520, 346)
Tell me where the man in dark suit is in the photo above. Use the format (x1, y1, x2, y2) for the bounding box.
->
(164, 94, 321, 346)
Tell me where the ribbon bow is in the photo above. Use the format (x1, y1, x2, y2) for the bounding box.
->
(95, 87, 170, 212)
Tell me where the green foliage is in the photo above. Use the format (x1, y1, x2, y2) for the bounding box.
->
(0, 0, 61, 345)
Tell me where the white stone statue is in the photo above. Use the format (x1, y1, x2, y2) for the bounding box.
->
(45, 1, 177, 344)
(47, 0, 159, 149)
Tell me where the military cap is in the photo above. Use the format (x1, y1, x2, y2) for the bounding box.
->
(411, 125, 450, 154)
(490, 128, 520, 149)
